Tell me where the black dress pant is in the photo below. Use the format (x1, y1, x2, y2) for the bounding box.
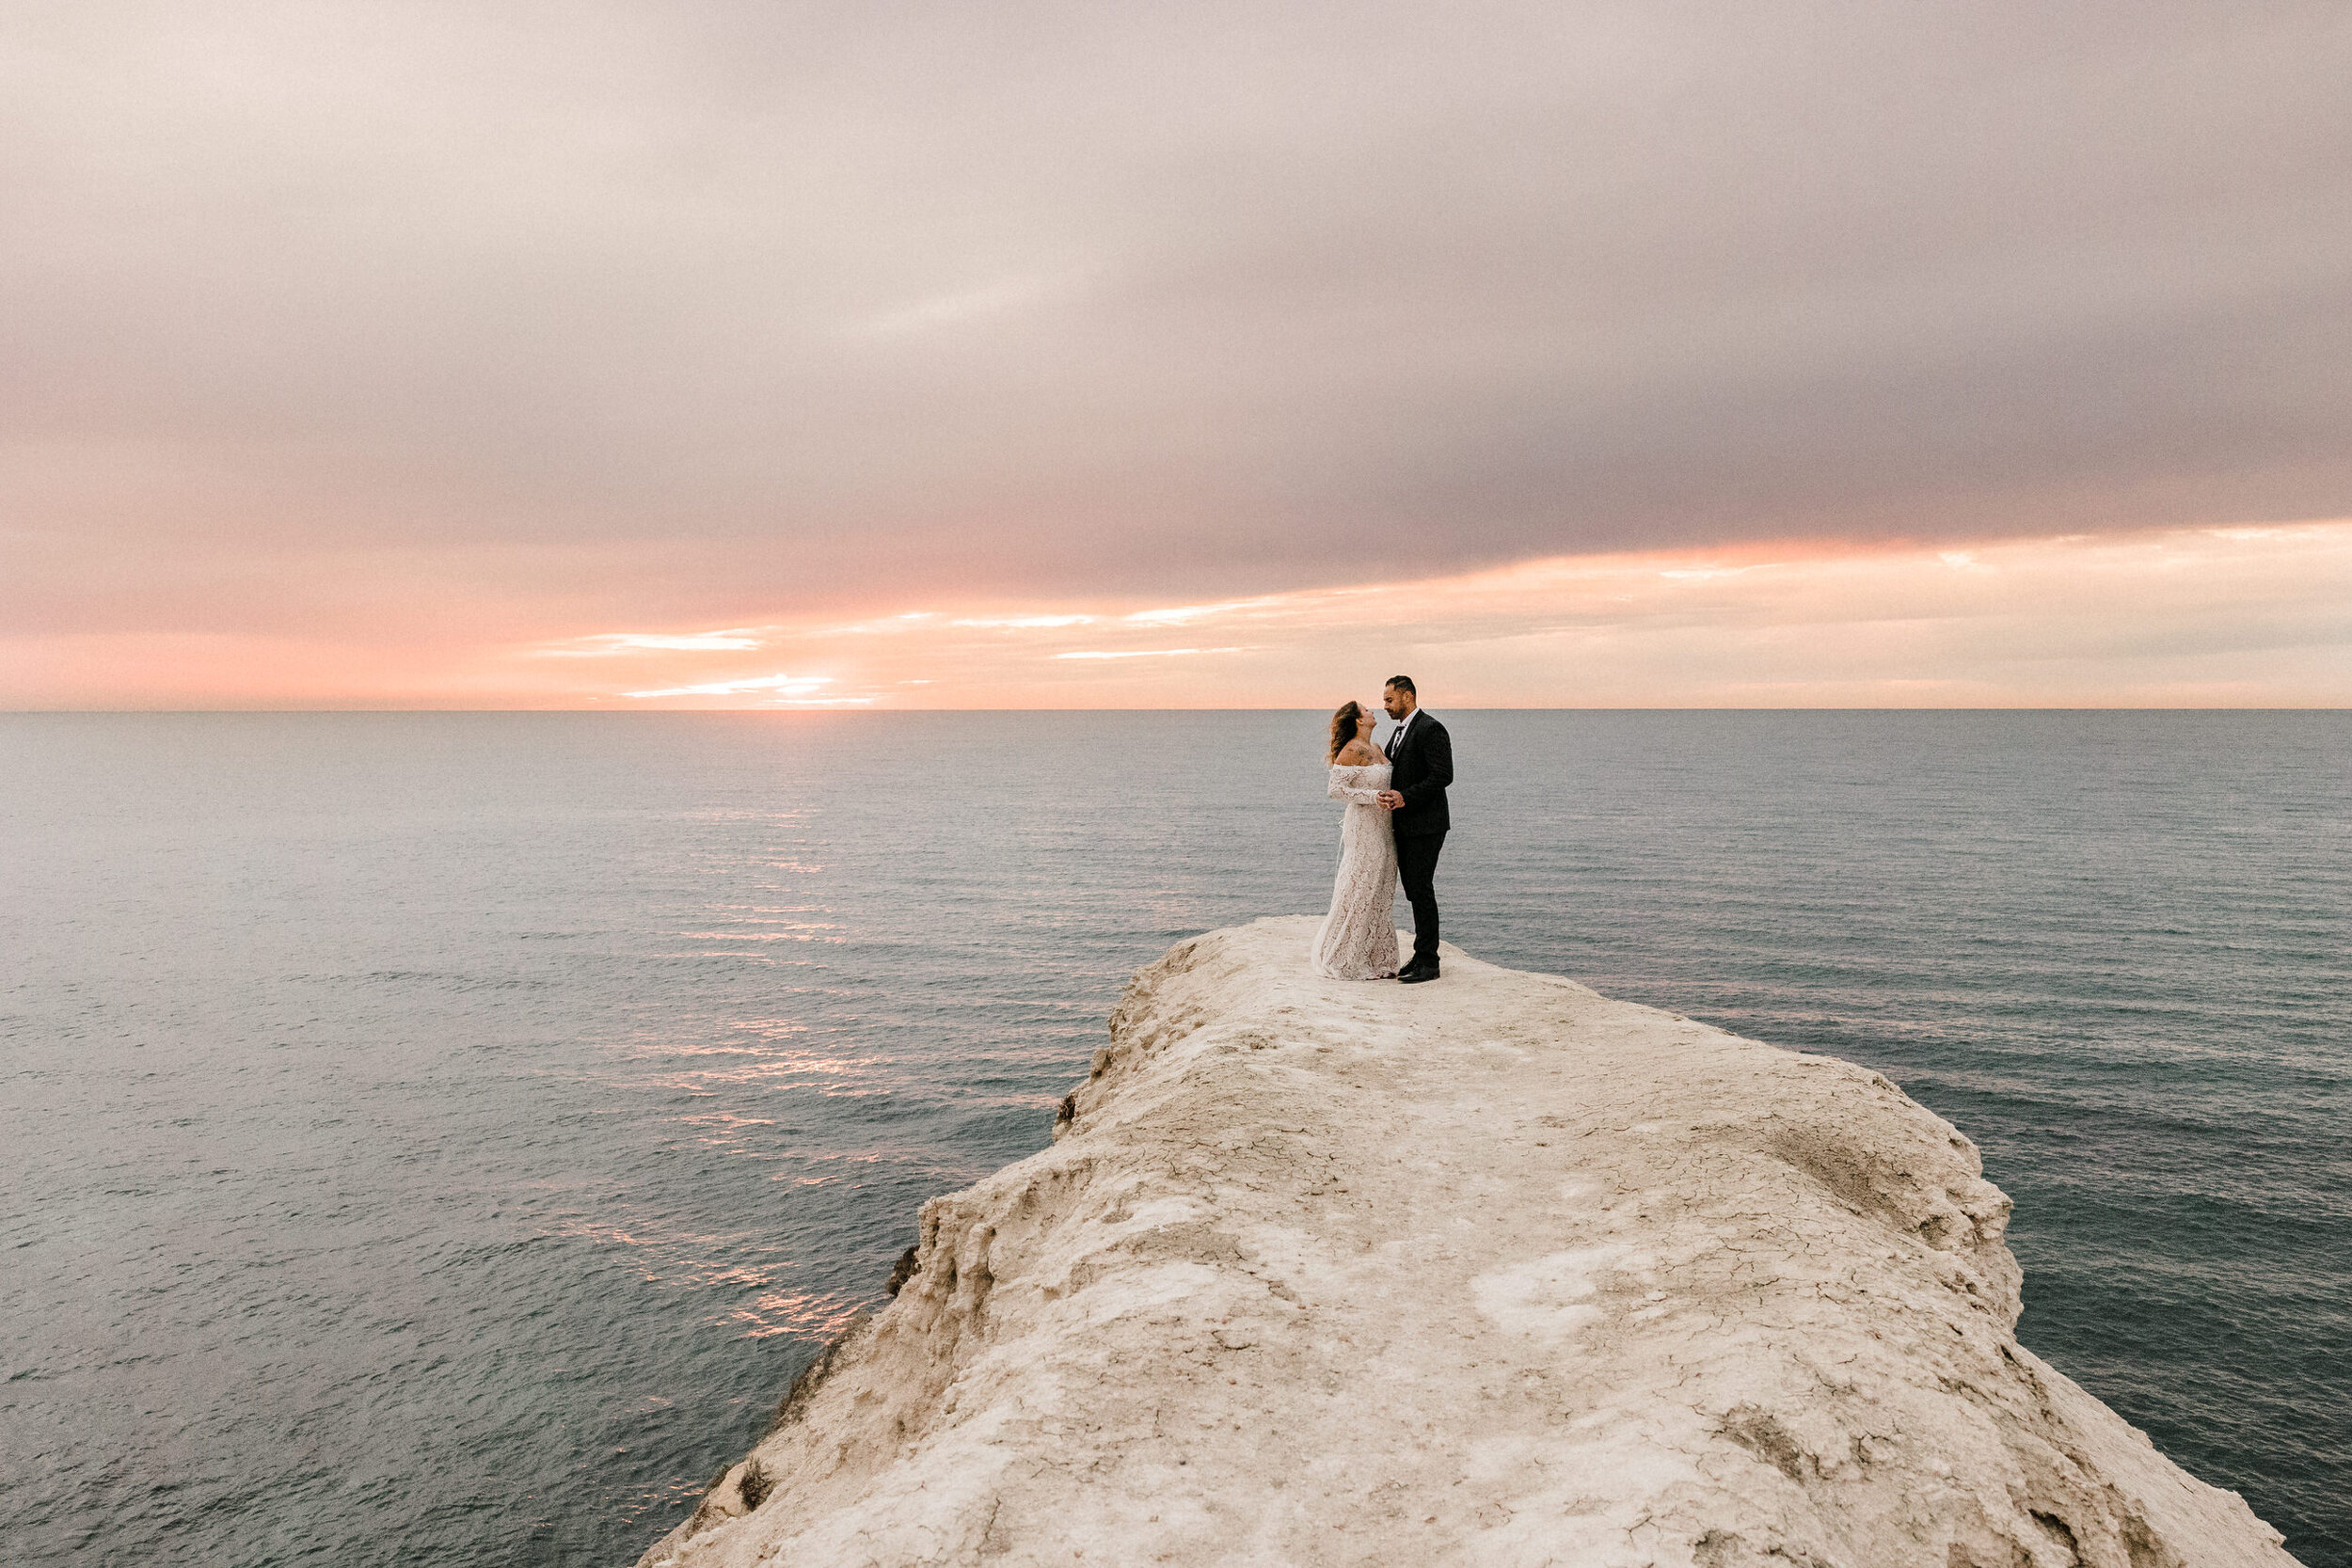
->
(1395, 830, 1446, 965)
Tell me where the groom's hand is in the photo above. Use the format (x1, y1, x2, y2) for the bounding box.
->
(1376, 790, 1405, 809)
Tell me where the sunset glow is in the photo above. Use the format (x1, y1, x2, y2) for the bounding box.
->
(13, 521, 2347, 710)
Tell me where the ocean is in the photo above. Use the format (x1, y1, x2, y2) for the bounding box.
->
(3, 711, 2345, 1566)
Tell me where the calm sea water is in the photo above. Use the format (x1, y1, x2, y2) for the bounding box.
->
(3, 712, 2345, 1566)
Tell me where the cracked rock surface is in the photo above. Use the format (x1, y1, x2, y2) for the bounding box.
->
(631, 917, 2298, 1568)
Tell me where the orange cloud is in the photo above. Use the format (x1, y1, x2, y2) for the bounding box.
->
(8, 521, 2350, 708)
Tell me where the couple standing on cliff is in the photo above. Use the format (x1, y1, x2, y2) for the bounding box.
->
(1311, 675, 1454, 984)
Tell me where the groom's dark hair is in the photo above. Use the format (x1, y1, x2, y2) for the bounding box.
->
(1385, 675, 1416, 696)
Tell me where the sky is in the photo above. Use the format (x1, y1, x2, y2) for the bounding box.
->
(5, 2, 2349, 707)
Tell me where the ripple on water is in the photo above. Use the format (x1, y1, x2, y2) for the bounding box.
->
(1, 711, 2344, 1566)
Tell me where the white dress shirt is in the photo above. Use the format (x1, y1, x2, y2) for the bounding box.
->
(1386, 708, 1417, 758)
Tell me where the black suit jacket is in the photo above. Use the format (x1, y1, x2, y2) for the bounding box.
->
(1385, 710, 1453, 838)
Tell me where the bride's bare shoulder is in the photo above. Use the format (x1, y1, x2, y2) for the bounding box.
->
(1334, 739, 1381, 765)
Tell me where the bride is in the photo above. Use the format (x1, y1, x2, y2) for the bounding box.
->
(1311, 699, 1401, 980)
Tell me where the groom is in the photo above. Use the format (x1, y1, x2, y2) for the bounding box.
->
(1375, 675, 1453, 983)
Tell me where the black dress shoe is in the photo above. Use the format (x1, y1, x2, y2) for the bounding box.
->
(1398, 962, 1440, 984)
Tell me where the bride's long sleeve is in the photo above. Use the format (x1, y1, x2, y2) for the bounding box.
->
(1327, 767, 1387, 807)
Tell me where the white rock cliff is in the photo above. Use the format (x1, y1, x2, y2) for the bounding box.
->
(633, 917, 2298, 1568)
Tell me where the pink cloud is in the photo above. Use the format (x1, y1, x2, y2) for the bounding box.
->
(10, 520, 2346, 709)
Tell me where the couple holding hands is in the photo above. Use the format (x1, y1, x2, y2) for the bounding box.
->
(1311, 675, 1453, 984)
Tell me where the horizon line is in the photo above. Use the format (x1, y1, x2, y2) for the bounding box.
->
(8, 705, 2350, 717)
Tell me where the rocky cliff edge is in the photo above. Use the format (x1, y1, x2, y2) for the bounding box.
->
(632, 916, 2297, 1568)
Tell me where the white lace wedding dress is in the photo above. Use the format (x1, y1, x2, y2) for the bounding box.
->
(1311, 762, 1401, 979)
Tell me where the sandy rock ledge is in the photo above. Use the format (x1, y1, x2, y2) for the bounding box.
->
(631, 917, 2297, 1568)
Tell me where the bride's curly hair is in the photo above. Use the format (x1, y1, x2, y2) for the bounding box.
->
(1327, 700, 1369, 762)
